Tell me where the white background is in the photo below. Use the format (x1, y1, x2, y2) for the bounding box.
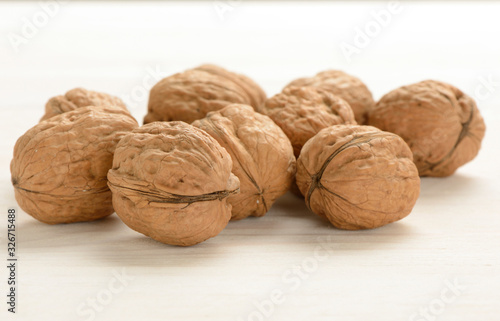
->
(1, 1, 499, 320)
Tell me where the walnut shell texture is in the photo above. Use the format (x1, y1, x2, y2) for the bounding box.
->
(296, 125, 420, 230)
(11, 106, 139, 224)
(196, 64, 267, 109)
(107, 121, 240, 246)
(285, 70, 375, 124)
(193, 104, 296, 220)
(144, 64, 266, 124)
(367, 80, 486, 177)
(262, 86, 356, 158)
(41, 88, 129, 121)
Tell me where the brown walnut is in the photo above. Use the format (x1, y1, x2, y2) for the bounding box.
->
(11, 106, 138, 224)
(261, 86, 356, 158)
(41, 88, 129, 121)
(285, 70, 375, 124)
(296, 125, 420, 230)
(107, 121, 240, 246)
(144, 64, 266, 124)
(367, 80, 486, 177)
(195, 64, 267, 108)
(193, 104, 296, 220)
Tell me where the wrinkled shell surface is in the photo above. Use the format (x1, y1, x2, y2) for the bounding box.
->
(262, 86, 356, 158)
(41, 88, 128, 121)
(11, 106, 138, 224)
(367, 80, 486, 177)
(107, 121, 240, 246)
(193, 104, 296, 220)
(296, 125, 420, 230)
(144, 64, 266, 124)
(285, 70, 375, 124)
(196, 64, 267, 108)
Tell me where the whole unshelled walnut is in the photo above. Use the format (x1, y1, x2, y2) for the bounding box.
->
(11, 106, 138, 224)
(285, 70, 375, 124)
(193, 104, 296, 220)
(296, 125, 420, 230)
(261, 86, 356, 158)
(367, 80, 486, 177)
(144, 64, 266, 124)
(107, 121, 240, 246)
(41, 88, 129, 121)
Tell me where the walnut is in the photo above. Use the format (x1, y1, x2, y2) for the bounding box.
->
(193, 104, 296, 220)
(144, 64, 266, 124)
(367, 80, 486, 177)
(261, 86, 356, 158)
(41, 88, 129, 121)
(285, 70, 375, 124)
(296, 125, 420, 230)
(195, 64, 267, 108)
(107, 121, 240, 246)
(11, 106, 138, 224)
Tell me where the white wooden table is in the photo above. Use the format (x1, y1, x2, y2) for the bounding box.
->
(1, 2, 499, 320)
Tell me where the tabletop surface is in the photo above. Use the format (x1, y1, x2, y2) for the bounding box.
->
(1, 2, 499, 321)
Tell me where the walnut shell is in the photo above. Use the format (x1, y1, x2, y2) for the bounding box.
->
(107, 121, 240, 246)
(296, 125, 420, 230)
(285, 70, 375, 124)
(367, 80, 486, 177)
(11, 106, 138, 224)
(193, 104, 296, 220)
(195, 64, 267, 108)
(262, 86, 356, 158)
(41, 88, 129, 121)
(144, 64, 266, 124)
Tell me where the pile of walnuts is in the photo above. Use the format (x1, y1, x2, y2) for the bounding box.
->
(11, 65, 486, 246)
